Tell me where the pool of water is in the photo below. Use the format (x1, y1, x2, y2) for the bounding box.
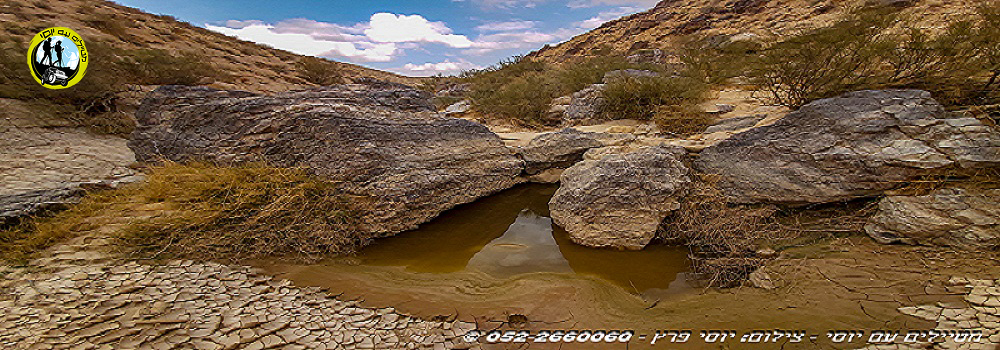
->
(356, 184, 693, 299)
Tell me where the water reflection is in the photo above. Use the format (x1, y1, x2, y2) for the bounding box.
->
(358, 184, 692, 297)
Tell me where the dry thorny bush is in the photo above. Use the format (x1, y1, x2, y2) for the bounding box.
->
(658, 175, 882, 288)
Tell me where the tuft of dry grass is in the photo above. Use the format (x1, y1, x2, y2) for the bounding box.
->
(1, 162, 374, 265)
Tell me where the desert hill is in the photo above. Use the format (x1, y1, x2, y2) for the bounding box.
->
(528, 0, 984, 63)
(0, 0, 417, 93)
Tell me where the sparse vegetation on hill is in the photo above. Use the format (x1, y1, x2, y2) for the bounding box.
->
(462, 55, 635, 126)
(460, 55, 711, 129)
(0, 0, 416, 135)
(0, 162, 373, 264)
(681, 4, 1000, 108)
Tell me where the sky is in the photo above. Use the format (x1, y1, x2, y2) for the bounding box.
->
(111, 0, 660, 76)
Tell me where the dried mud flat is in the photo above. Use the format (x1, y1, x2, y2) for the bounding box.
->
(0, 235, 476, 350)
(1, 230, 999, 349)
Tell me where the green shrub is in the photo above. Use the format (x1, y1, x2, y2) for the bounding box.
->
(601, 75, 706, 121)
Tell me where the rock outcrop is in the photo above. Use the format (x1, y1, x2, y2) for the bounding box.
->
(866, 188, 1000, 250)
(564, 84, 606, 124)
(549, 146, 691, 250)
(694, 90, 1000, 205)
(130, 84, 524, 235)
(1, 100, 141, 223)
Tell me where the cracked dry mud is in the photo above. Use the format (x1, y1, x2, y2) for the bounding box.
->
(857, 277, 1000, 350)
(0, 235, 477, 350)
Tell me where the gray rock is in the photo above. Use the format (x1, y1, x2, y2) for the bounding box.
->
(564, 84, 606, 124)
(704, 115, 765, 133)
(443, 100, 471, 115)
(518, 129, 634, 175)
(130, 84, 524, 235)
(866, 188, 1000, 250)
(694, 90, 1000, 205)
(549, 146, 691, 250)
(602, 69, 660, 84)
(704, 104, 736, 114)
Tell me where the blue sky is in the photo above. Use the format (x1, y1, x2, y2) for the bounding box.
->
(112, 0, 660, 76)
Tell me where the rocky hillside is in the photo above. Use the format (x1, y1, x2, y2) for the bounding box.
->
(0, 0, 417, 92)
(528, 0, 984, 63)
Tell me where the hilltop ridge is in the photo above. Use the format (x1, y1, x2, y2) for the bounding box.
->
(528, 0, 984, 63)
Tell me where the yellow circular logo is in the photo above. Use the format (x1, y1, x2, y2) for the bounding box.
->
(27, 27, 88, 89)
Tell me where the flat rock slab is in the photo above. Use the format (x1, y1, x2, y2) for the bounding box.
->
(695, 90, 1000, 205)
(130, 84, 524, 235)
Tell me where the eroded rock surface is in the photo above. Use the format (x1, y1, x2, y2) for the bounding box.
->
(549, 146, 691, 250)
(129, 84, 524, 235)
(866, 188, 1000, 250)
(564, 84, 606, 125)
(694, 90, 1000, 205)
(0, 100, 141, 223)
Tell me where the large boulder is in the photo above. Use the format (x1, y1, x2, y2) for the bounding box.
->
(549, 146, 691, 250)
(694, 90, 1000, 205)
(130, 84, 524, 234)
(866, 188, 1000, 250)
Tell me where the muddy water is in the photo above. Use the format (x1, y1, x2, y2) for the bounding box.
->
(354, 184, 692, 299)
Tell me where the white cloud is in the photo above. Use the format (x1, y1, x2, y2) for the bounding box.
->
(365, 13, 473, 48)
(206, 23, 398, 62)
(397, 60, 482, 76)
(475, 20, 537, 32)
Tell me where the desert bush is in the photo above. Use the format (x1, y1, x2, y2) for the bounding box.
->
(120, 48, 210, 86)
(0, 162, 374, 264)
(296, 56, 344, 86)
(740, 4, 1000, 108)
(601, 75, 707, 121)
(463, 55, 652, 126)
(748, 8, 897, 108)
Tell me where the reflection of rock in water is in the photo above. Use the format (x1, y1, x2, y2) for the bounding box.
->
(466, 209, 573, 277)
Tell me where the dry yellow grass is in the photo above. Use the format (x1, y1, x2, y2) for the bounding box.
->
(1, 162, 374, 265)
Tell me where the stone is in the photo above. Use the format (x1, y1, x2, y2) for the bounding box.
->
(129, 84, 525, 235)
(866, 188, 1000, 250)
(694, 90, 1000, 205)
(704, 104, 736, 114)
(443, 100, 471, 115)
(549, 146, 691, 249)
(704, 115, 765, 134)
(564, 84, 606, 124)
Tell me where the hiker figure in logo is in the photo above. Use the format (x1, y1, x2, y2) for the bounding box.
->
(53, 39, 64, 67)
(39, 38, 53, 66)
